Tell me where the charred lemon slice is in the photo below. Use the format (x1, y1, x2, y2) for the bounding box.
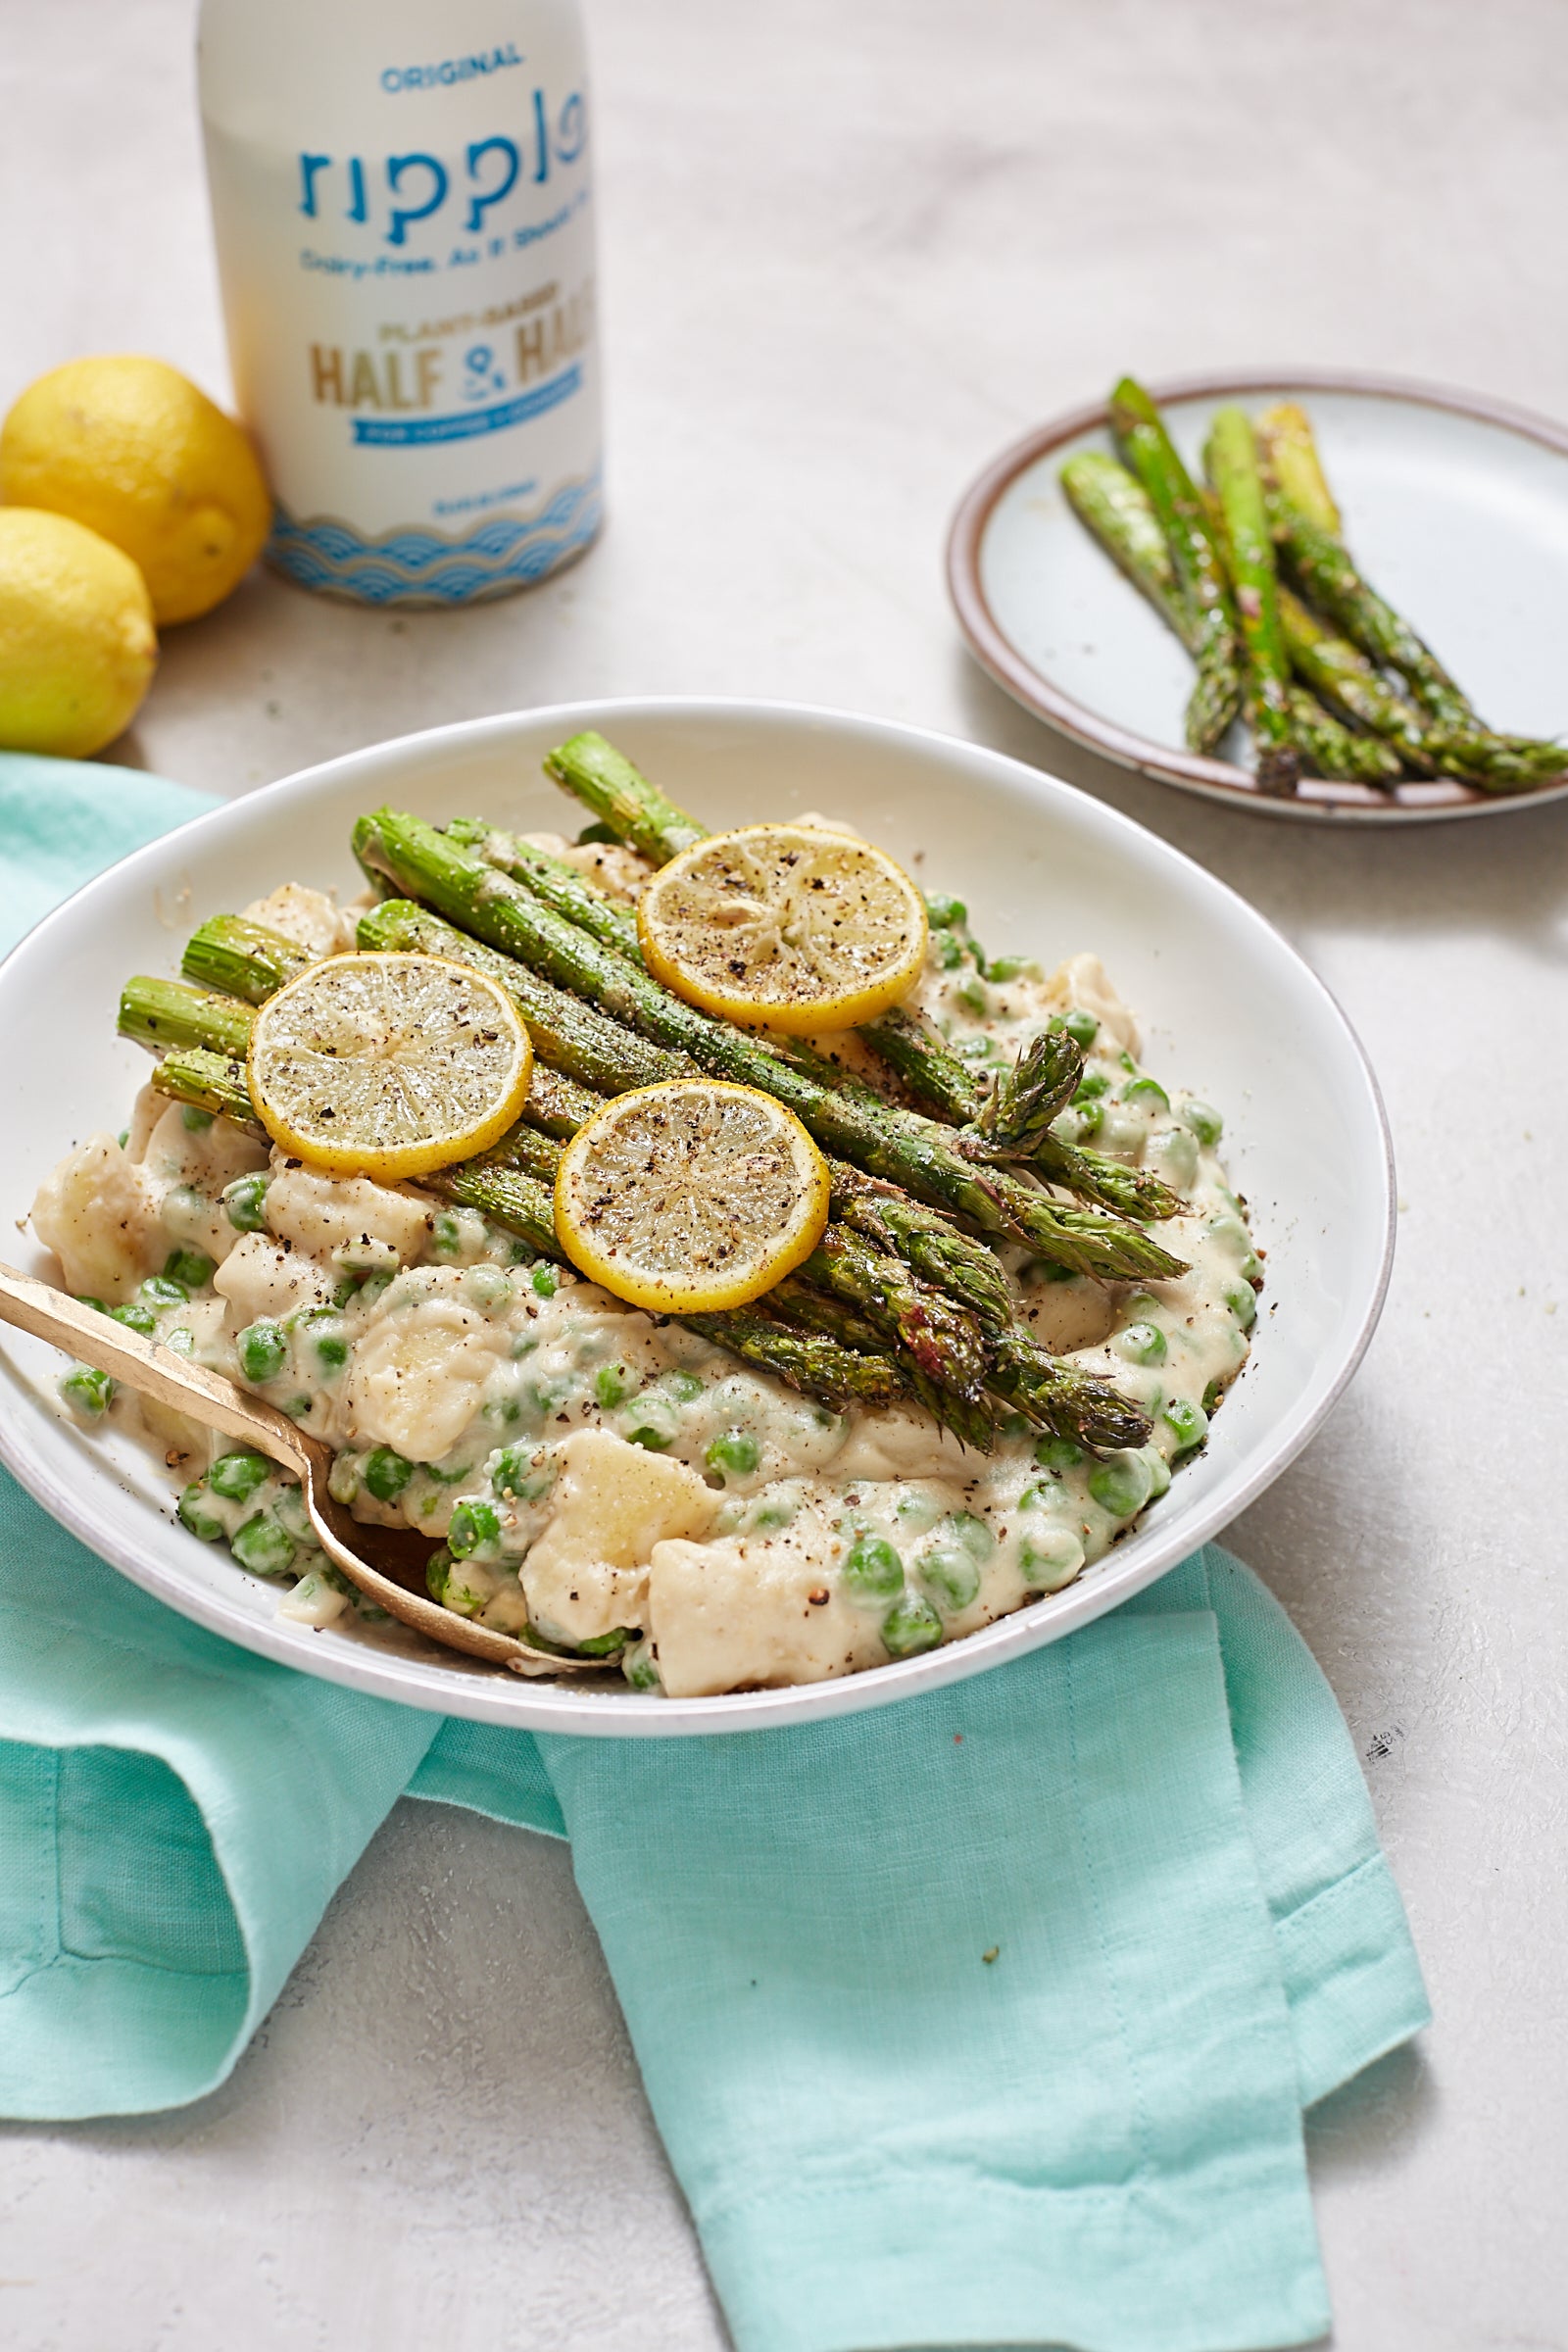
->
(636, 823, 927, 1034)
(247, 952, 532, 1178)
(553, 1080, 830, 1312)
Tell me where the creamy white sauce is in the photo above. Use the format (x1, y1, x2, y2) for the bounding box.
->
(31, 891, 1255, 1697)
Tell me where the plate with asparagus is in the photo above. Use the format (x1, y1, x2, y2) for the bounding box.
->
(0, 702, 1392, 1732)
(949, 371, 1568, 818)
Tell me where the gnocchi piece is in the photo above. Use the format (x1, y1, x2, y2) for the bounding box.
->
(265, 1162, 433, 1269)
(344, 1296, 504, 1460)
(1043, 952, 1140, 1056)
(239, 881, 355, 957)
(214, 1232, 337, 1327)
(522, 1428, 715, 1646)
(648, 1524, 885, 1698)
(30, 1133, 160, 1303)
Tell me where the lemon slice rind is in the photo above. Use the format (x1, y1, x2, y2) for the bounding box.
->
(553, 1080, 831, 1313)
(247, 952, 533, 1179)
(636, 823, 928, 1034)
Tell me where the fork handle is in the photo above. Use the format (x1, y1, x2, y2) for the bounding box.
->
(0, 1260, 313, 1477)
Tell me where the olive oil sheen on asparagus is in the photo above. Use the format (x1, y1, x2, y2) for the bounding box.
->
(197, 0, 602, 605)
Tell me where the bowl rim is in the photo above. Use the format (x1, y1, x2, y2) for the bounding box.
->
(946, 366, 1568, 826)
(0, 696, 1396, 1735)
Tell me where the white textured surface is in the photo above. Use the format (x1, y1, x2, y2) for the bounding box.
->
(2, 0, 1566, 2345)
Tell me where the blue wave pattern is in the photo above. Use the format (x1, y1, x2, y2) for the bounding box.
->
(267, 472, 602, 605)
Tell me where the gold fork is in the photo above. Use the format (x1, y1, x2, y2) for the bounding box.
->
(0, 1260, 604, 1679)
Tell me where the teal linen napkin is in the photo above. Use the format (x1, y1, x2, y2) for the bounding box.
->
(0, 755, 1429, 2352)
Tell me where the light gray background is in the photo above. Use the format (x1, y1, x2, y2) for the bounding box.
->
(3, 1, 1566, 2345)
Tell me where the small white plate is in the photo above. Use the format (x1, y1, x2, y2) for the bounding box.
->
(0, 701, 1394, 1734)
(948, 371, 1568, 823)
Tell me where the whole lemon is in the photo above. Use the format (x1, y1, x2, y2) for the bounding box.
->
(0, 356, 270, 625)
(0, 508, 158, 758)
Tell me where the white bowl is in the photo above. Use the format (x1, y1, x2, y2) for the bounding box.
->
(0, 701, 1394, 1736)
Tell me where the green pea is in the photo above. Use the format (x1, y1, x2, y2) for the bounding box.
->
(330, 1275, 360, 1308)
(1122, 1077, 1170, 1113)
(209, 1449, 272, 1503)
(1034, 1435, 1084, 1473)
(949, 1512, 995, 1562)
(1088, 1452, 1154, 1520)
(1050, 1007, 1100, 1050)
(428, 1552, 491, 1618)
(1059, 1100, 1102, 1141)
(919, 1544, 980, 1614)
(507, 1238, 535, 1266)
(1145, 1448, 1172, 1499)
(624, 1642, 662, 1692)
(843, 1532, 904, 1601)
(575, 1626, 633, 1657)
(315, 1329, 348, 1370)
(1162, 1397, 1208, 1454)
(1025, 1257, 1077, 1286)
(232, 1512, 297, 1579)
(164, 1248, 216, 1290)
(750, 1499, 798, 1531)
(60, 1363, 115, 1418)
(1203, 1378, 1226, 1414)
(117, 1128, 129, 1148)
(463, 1264, 513, 1313)
(221, 1172, 270, 1232)
(363, 1446, 415, 1503)
(594, 1361, 638, 1409)
(491, 1447, 555, 1502)
(706, 1430, 760, 1481)
(1225, 1281, 1258, 1331)
(110, 1301, 158, 1338)
(177, 1482, 225, 1543)
(933, 931, 965, 971)
(138, 1274, 189, 1307)
(282, 1396, 314, 1419)
(882, 1591, 944, 1657)
(1150, 1125, 1200, 1185)
(422, 1459, 472, 1486)
(273, 1485, 314, 1545)
(180, 1104, 215, 1133)
(1181, 1099, 1223, 1146)
(985, 954, 1040, 984)
(530, 1264, 558, 1298)
(448, 1499, 502, 1560)
(327, 1453, 361, 1505)
(923, 891, 967, 929)
(74, 1296, 109, 1315)
(1115, 1320, 1167, 1367)
(237, 1319, 287, 1383)
(1074, 1070, 1109, 1101)
(430, 1212, 463, 1259)
(358, 1267, 394, 1305)
(665, 1370, 705, 1403)
(165, 1328, 196, 1358)
(955, 978, 990, 1021)
(620, 1401, 676, 1458)
(1019, 1529, 1085, 1590)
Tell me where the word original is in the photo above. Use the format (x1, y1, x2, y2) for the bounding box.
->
(380, 46, 524, 94)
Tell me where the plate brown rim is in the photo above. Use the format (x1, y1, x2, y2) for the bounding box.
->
(946, 367, 1568, 823)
